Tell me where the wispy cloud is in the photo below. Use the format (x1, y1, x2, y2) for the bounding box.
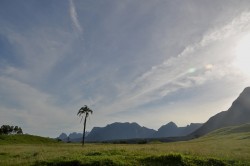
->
(69, 0, 83, 34)
(0, 5, 84, 136)
(102, 11, 250, 114)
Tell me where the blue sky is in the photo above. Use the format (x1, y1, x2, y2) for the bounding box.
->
(1, 0, 250, 137)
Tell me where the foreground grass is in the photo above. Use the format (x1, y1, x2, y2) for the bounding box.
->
(0, 143, 234, 166)
(0, 124, 250, 165)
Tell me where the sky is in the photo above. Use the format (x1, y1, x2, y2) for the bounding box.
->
(1, 0, 250, 137)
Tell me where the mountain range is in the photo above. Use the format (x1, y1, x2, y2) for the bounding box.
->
(86, 122, 202, 142)
(86, 122, 155, 142)
(58, 132, 89, 142)
(58, 87, 250, 142)
(58, 122, 202, 142)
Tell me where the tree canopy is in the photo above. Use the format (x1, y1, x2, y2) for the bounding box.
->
(0, 125, 23, 135)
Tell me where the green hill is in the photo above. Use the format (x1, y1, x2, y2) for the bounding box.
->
(190, 123, 250, 144)
(200, 123, 250, 138)
(0, 134, 59, 145)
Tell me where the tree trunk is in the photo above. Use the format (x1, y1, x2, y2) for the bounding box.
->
(82, 115, 87, 146)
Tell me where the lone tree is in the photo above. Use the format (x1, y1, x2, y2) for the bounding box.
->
(77, 105, 93, 146)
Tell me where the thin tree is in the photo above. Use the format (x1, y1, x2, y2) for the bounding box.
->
(14, 126, 19, 134)
(77, 105, 93, 146)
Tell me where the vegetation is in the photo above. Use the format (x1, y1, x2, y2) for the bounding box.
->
(77, 105, 93, 146)
(0, 125, 23, 135)
(0, 134, 58, 145)
(0, 124, 250, 165)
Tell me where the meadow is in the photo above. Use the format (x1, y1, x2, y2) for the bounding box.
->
(0, 124, 250, 166)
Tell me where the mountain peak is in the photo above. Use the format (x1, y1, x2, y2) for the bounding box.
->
(160, 121, 178, 129)
(58, 133, 67, 140)
(167, 121, 177, 126)
(191, 87, 250, 137)
(106, 122, 140, 128)
(157, 122, 178, 133)
(230, 87, 250, 112)
(242, 86, 250, 92)
(238, 87, 250, 99)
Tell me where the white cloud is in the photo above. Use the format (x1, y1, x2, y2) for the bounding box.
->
(69, 0, 83, 34)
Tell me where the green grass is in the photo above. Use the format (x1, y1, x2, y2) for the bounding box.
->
(0, 134, 59, 145)
(0, 124, 250, 165)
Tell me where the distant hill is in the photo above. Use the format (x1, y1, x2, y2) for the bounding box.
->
(69, 132, 83, 139)
(153, 122, 179, 137)
(57, 132, 89, 142)
(86, 122, 156, 142)
(153, 122, 203, 138)
(191, 87, 250, 137)
(58, 133, 67, 141)
(0, 134, 58, 144)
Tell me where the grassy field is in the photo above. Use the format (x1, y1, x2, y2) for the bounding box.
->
(0, 124, 250, 166)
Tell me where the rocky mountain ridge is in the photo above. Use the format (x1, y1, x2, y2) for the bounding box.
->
(191, 87, 250, 137)
(58, 121, 202, 142)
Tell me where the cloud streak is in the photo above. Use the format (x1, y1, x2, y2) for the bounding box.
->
(69, 0, 83, 34)
(102, 11, 250, 114)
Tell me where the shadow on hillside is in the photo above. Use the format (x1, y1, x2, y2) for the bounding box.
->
(34, 160, 83, 166)
(141, 154, 227, 166)
(34, 159, 116, 166)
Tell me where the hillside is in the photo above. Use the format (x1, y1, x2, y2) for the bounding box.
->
(201, 123, 250, 138)
(191, 87, 250, 137)
(0, 134, 59, 144)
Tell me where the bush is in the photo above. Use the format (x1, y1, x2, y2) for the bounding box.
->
(137, 140, 147, 144)
(142, 153, 184, 166)
(142, 154, 228, 166)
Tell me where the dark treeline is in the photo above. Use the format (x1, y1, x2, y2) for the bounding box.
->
(0, 125, 23, 135)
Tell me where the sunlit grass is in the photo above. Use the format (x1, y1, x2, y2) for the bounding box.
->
(0, 124, 250, 165)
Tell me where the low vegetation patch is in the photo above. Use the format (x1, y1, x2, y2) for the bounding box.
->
(141, 153, 228, 166)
